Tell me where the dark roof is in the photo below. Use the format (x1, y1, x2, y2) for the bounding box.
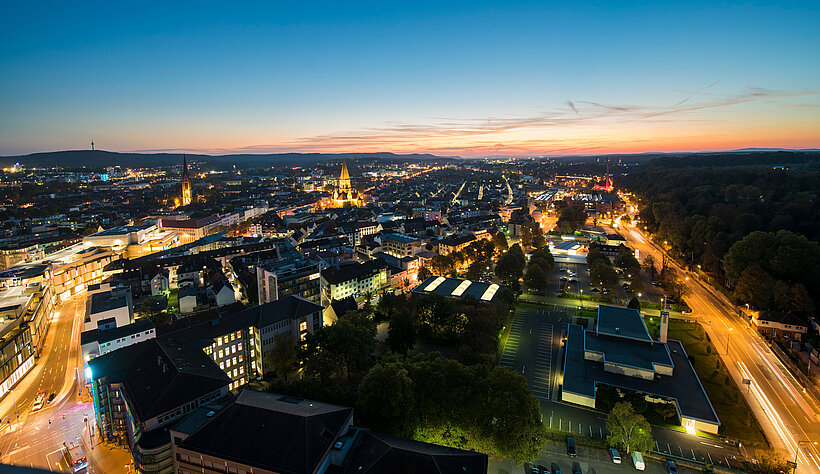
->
(89, 291, 129, 314)
(563, 324, 719, 425)
(222, 295, 322, 329)
(584, 330, 672, 371)
(321, 260, 386, 285)
(438, 234, 476, 247)
(342, 431, 487, 474)
(595, 305, 653, 342)
(757, 310, 807, 327)
(88, 337, 230, 423)
(179, 390, 353, 474)
(80, 318, 155, 346)
(329, 297, 358, 318)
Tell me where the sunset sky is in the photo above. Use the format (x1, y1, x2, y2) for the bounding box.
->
(1, 1, 818, 157)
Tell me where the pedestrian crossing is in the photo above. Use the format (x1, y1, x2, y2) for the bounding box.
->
(530, 322, 553, 399)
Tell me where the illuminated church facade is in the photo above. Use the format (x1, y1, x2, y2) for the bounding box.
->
(329, 160, 365, 208)
(181, 156, 193, 206)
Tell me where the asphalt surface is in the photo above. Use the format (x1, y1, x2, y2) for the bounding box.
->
(610, 201, 820, 473)
(0, 294, 98, 471)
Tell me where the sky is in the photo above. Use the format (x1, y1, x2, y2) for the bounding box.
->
(1, 1, 819, 157)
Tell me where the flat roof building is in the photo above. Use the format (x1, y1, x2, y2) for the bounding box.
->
(561, 305, 720, 435)
(411, 276, 505, 303)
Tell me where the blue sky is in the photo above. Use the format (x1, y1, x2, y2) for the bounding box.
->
(1, 1, 818, 156)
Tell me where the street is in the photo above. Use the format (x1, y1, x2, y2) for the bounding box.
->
(611, 203, 820, 473)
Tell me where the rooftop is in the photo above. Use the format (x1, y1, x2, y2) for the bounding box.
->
(179, 390, 353, 474)
(411, 276, 503, 303)
(563, 324, 719, 425)
(595, 305, 653, 342)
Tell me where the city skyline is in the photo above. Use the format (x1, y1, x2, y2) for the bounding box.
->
(2, 1, 819, 157)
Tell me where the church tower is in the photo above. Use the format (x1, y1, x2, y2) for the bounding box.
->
(181, 155, 193, 206)
(339, 160, 352, 195)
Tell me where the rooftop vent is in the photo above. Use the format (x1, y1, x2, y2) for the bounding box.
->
(615, 327, 620, 333)
(206, 410, 215, 417)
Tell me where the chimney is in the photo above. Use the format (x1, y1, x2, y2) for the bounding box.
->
(659, 311, 669, 343)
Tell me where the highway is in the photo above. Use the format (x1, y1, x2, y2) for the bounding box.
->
(611, 202, 820, 473)
(0, 294, 93, 471)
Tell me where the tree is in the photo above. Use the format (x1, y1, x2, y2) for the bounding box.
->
(358, 362, 417, 436)
(734, 265, 773, 309)
(529, 247, 555, 275)
(614, 246, 641, 271)
(523, 265, 547, 293)
(590, 260, 618, 290)
(430, 254, 454, 276)
(475, 367, 547, 464)
(586, 248, 610, 269)
(606, 402, 653, 455)
(656, 402, 678, 423)
(508, 243, 527, 268)
(387, 309, 416, 356)
(301, 312, 376, 382)
(495, 252, 523, 286)
(492, 231, 509, 251)
(266, 333, 297, 380)
(644, 255, 658, 280)
(417, 266, 432, 282)
(627, 296, 641, 311)
(557, 206, 587, 233)
(465, 260, 485, 281)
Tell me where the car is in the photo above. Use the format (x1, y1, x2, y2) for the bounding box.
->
(551, 463, 562, 474)
(32, 390, 46, 411)
(566, 437, 576, 456)
(47, 393, 56, 403)
(536, 465, 550, 474)
(560, 268, 568, 273)
(571, 462, 582, 474)
(666, 460, 678, 473)
(560, 276, 568, 281)
(609, 448, 621, 464)
(569, 278, 577, 283)
(590, 287, 600, 292)
(530, 465, 540, 474)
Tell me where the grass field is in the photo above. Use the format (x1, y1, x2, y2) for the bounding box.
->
(664, 320, 769, 447)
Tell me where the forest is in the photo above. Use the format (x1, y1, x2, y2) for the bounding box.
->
(621, 152, 820, 318)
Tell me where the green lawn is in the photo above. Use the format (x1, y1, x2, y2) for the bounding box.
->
(665, 320, 769, 447)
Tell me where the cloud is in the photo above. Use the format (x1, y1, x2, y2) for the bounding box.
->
(566, 100, 579, 115)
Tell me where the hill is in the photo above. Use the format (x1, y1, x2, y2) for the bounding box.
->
(0, 150, 458, 169)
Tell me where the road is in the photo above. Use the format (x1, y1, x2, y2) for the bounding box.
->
(611, 205, 820, 473)
(0, 294, 96, 471)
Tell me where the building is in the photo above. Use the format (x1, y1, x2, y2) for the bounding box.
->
(751, 310, 808, 342)
(163, 295, 322, 380)
(561, 305, 720, 435)
(320, 260, 389, 306)
(181, 156, 193, 206)
(80, 319, 156, 383)
(151, 270, 170, 296)
(172, 390, 353, 474)
(0, 285, 37, 401)
(380, 233, 422, 258)
(411, 276, 505, 304)
(328, 160, 366, 208)
(0, 264, 54, 351)
(84, 284, 134, 331)
(170, 390, 488, 474)
(88, 336, 232, 472)
(437, 234, 476, 256)
(323, 296, 358, 325)
(256, 254, 322, 304)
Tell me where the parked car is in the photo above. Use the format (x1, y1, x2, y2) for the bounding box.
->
(551, 463, 562, 474)
(47, 393, 56, 403)
(571, 462, 582, 474)
(631, 451, 645, 470)
(566, 437, 576, 456)
(666, 460, 678, 473)
(609, 448, 621, 464)
(590, 287, 600, 292)
(530, 465, 540, 474)
(536, 465, 550, 474)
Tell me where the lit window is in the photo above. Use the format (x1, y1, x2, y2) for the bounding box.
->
(218, 339, 222, 347)
(231, 345, 236, 354)
(238, 354, 243, 362)
(238, 342, 243, 351)
(218, 350, 223, 358)
(232, 357, 237, 366)
(220, 362, 224, 370)
(230, 333, 235, 342)
(240, 366, 244, 374)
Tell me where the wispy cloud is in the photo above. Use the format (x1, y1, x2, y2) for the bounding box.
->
(131, 85, 819, 157)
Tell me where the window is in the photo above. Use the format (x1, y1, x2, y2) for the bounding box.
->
(231, 345, 236, 354)
(218, 338, 223, 346)
(236, 331, 242, 339)
(233, 368, 238, 377)
(239, 366, 244, 374)
(238, 342, 243, 351)
(232, 357, 237, 366)
(231, 333, 235, 342)
(238, 354, 243, 362)
(218, 350, 223, 358)
(220, 362, 224, 370)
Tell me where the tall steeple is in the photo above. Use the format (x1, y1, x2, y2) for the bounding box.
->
(181, 154, 192, 206)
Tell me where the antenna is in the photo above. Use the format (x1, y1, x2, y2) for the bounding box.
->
(91, 140, 95, 151)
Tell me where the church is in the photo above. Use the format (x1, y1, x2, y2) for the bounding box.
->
(329, 160, 365, 208)
(180, 155, 193, 206)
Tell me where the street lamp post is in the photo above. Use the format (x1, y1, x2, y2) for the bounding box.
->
(10, 388, 18, 424)
(726, 328, 734, 355)
(793, 440, 818, 473)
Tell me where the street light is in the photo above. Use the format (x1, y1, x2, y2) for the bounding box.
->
(794, 440, 818, 473)
(726, 328, 734, 355)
